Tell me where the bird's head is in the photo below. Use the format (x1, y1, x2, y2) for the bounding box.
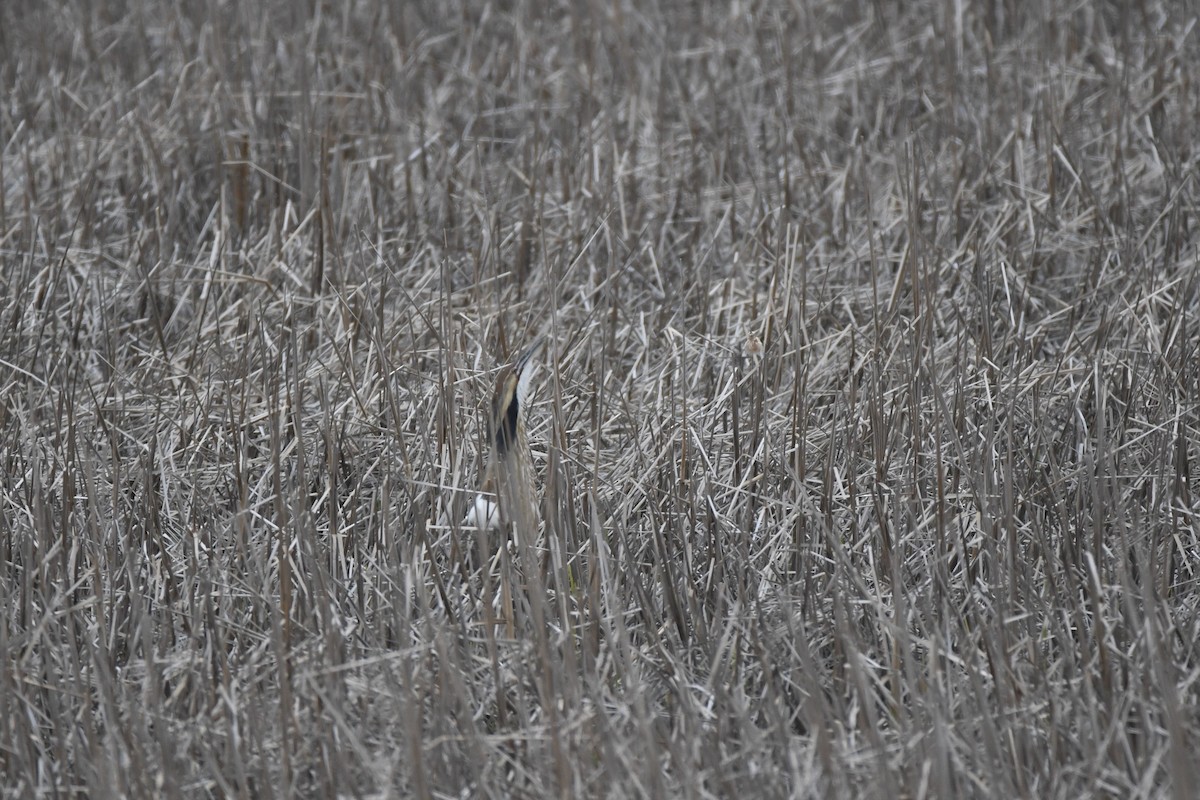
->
(491, 337, 543, 459)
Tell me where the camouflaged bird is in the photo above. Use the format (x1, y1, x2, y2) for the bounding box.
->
(464, 338, 543, 546)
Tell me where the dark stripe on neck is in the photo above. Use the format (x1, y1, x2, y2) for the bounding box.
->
(494, 391, 520, 457)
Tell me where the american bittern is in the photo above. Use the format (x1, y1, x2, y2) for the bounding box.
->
(465, 337, 543, 546)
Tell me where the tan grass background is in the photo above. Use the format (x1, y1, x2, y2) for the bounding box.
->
(2, 1, 1199, 797)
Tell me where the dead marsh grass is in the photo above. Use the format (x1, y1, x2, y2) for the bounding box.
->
(2, 1, 1199, 798)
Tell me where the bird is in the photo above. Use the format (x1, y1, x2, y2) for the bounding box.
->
(464, 337, 544, 547)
